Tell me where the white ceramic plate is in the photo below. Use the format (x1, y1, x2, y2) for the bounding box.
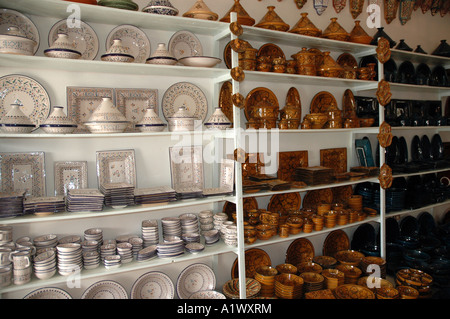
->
(168, 30, 203, 60)
(0, 74, 51, 126)
(162, 82, 207, 121)
(81, 280, 128, 299)
(54, 161, 88, 196)
(131, 271, 175, 299)
(0, 9, 39, 54)
(176, 263, 216, 299)
(96, 149, 136, 187)
(23, 287, 72, 299)
(106, 25, 151, 64)
(49, 19, 99, 60)
(178, 56, 221, 68)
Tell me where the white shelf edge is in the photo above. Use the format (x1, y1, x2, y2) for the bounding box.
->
(242, 127, 379, 134)
(392, 167, 450, 179)
(385, 199, 450, 219)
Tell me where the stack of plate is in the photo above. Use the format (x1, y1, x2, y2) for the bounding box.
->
(129, 237, 143, 257)
(141, 219, 160, 247)
(360, 256, 387, 278)
(0, 191, 25, 218)
(299, 272, 325, 293)
(255, 266, 278, 297)
(58, 235, 81, 245)
(100, 182, 135, 208)
(161, 217, 182, 240)
(83, 251, 100, 270)
(395, 268, 433, 298)
(175, 188, 203, 200)
(181, 232, 201, 245)
(185, 242, 205, 254)
(198, 210, 214, 234)
(213, 212, 228, 231)
(116, 242, 133, 263)
(134, 186, 177, 205)
(81, 240, 99, 253)
(104, 255, 121, 269)
(220, 221, 235, 239)
(156, 237, 184, 258)
(136, 245, 157, 262)
(203, 229, 220, 245)
(23, 196, 65, 216)
(84, 228, 103, 247)
(100, 243, 117, 263)
(33, 250, 57, 280)
(33, 234, 58, 252)
(322, 268, 345, 290)
(294, 166, 334, 185)
(66, 189, 105, 212)
(223, 224, 238, 246)
(56, 243, 83, 276)
(274, 273, 304, 299)
(179, 213, 199, 234)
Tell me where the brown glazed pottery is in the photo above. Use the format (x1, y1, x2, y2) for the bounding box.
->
(349, 20, 372, 44)
(255, 6, 290, 32)
(292, 47, 317, 76)
(322, 18, 350, 41)
(376, 80, 392, 106)
(317, 52, 344, 78)
(349, 0, 364, 19)
(182, 0, 218, 20)
(289, 12, 322, 37)
(220, 0, 255, 26)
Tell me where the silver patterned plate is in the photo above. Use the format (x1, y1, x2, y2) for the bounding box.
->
(162, 82, 207, 121)
(49, 19, 99, 60)
(81, 280, 128, 299)
(176, 263, 216, 299)
(96, 149, 136, 187)
(54, 161, 88, 196)
(131, 271, 175, 299)
(23, 287, 72, 299)
(106, 25, 151, 64)
(168, 30, 203, 60)
(0, 9, 39, 54)
(0, 74, 50, 126)
(189, 290, 226, 299)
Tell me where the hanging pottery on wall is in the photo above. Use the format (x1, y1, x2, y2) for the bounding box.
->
(414, 0, 423, 10)
(441, 0, 450, 16)
(349, 0, 364, 19)
(421, 0, 433, 13)
(430, 0, 441, 15)
(399, 0, 415, 24)
(384, 0, 399, 24)
(333, 0, 347, 13)
(314, 0, 329, 15)
(295, 0, 308, 9)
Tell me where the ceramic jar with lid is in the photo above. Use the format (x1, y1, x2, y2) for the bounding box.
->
(135, 107, 167, 132)
(349, 20, 372, 44)
(142, 0, 179, 15)
(322, 17, 349, 41)
(292, 47, 316, 76)
(39, 106, 77, 134)
(84, 97, 129, 133)
(168, 105, 196, 132)
(250, 97, 279, 129)
(182, 0, 218, 20)
(146, 43, 177, 65)
(255, 6, 290, 32)
(289, 12, 321, 37)
(317, 52, 344, 78)
(101, 39, 134, 63)
(44, 33, 82, 59)
(0, 26, 36, 56)
(204, 107, 232, 130)
(0, 100, 35, 133)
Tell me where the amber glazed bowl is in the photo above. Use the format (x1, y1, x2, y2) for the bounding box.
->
(305, 113, 328, 129)
(335, 250, 365, 266)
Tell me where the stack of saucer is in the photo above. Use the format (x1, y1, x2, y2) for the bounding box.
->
(33, 234, 59, 252)
(116, 242, 133, 263)
(100, 243, 117, 264)
(185, 242, 205, 254)
(84, 228, 103, 248)
(136, 245, 157, 262)
(81, 240, 99, 253)
(56, 243, 83, 276)
(179, 213, 199, 234)
(220, 221, 235, 239)
(0, 191, 25, 218)
(100, 182, 135, 208)
(203, 229, 220, 245)
(299, 272, 325, 293)
(23, 196, 65, 216)
(83, 251, 100, 270)
(213, 212, 229, 231)
(104, 255, 121, 269)
(33, 250, 57, 280)
(66, 189, 104, 212)
(161, 217, 182, 240)
(156, 237, 184, 258)
(223, 224, 238, 246)
(181, 232, 201, 245)
(129, 237, 143, 257)
(198, 210, 214, 234)
(141, 219, 160, 247)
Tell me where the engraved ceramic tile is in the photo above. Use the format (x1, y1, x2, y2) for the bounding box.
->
(277, 151, 309, 181)
(114, 88, 158, 132)
(320, 147, 348, 175)
(169, 145, 203, 192)
(96, 149, 136, 187)
(54, 161, 88, 196)
(66, 87, 114, 133)
(0, 152, 45, 197)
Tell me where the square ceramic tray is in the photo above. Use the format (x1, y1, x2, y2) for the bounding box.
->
(169, 145, 203, 192)
(96, 149, 136, 187)
(54, 161, 88, 196)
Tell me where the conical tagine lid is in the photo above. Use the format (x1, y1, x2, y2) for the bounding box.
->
(255, 6, 290, 32)
(183, 0, 218, 20)
(289, 12, 321, 37)
(322, 17, 349, 41)
(220, 0, 255, 26)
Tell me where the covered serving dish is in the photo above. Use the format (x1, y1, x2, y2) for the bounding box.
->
(135, 107, 167, 132)
(168, 105, 196, 132)
(44, 33, 82, 59)
(39, 106, 77, 134)
(0, 100, 35, 133)
(0, 26, 36, 56)
(84, 97, 129, 133)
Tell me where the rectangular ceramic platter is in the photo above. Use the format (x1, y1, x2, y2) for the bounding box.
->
(0, 152, 45, 197)
(96, 149, 136, 188)
(169, 145, 203, 192)
(54, 161, 88, 196)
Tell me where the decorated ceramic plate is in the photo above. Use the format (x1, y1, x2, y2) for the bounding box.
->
(0, 74, 50, 126)
(131, 271, 175, 299)
(189, 290, 226, 299)
(323, 229, 350, 257)
(302, 188, 333, 209)
(285, 87, 301, 109)
(342, 89, 357, 119)
(49, 19, 98, 60)
(268, 192, 301, 215)
(310, 91, 338, 113)
(176, 263, 216, 299)
(81, 280, 128, 299)
(162, 82, 208, 121)
(0, 9, 39, 54)
(96, 149, 136, 187)
(257, 43, 285, 62)
(168, 30, 203, 60)
(231, 248, 271, 279)
(336, 52, 358, 69)
(219, 81, 233, 126)
(244, 87, 279, 120)
(106, 25, 150, 63)
(285, 238, 315, 265)
(23, 287, 72, 299)
(331, 185, 353, 205)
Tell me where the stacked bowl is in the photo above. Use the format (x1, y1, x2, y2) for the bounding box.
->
(254, 266, 278, 297)
(33, 250, 56, 280)
(299, 272, 325, 293)
(274, 273, 304, 299)
(56, 243, 82, 276)
(322, 268, 345, 290)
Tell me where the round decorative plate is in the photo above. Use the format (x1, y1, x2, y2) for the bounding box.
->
(302, 188, 334, 209)
(285, 238, 315, 265)
(257, 43, 285, 62)
(331, 185, 353, 205)
(336, 53, 358, 69)
(168, 30, 203, 60)
(310, 91, 338, 113)
(162, 82, 208, 121)
(342, 89, 357, 119)
(49, 19, 98, 60)
(189, 290, 226, 299)
(81, 280, 128, 299)
(222, 197, 258, 220)
(286, 87, 301, 109)
(0, 74, 51, 126)
(106, 24, 150, 63)
(176, 263, 216, 299)
(323, 229, 350, 257)
(131, 271, 175, 299)
(0, 9, 39, 54)
(268, 192, 301, 214)
(23, 287, 72, 299)
(244, 87, 279, 120)
(219, 81, 233, 126)
(334, 284, 375, 299)
(231, 248, 271, 279)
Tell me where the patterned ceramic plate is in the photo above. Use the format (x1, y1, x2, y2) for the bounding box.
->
(96, 149, 136, 187)
(310, 91, 338, 114)
(244, 87, 279, 120)
(0, 152, 45, 197)
(231, 248, 271, 279)
(168, 30, 203, 60)
(285, 238, 315, 265)
(0, 74, 50, 126)
(131, 271, 175, 299)
(106, 25, 151, 63)
(54, 161, 88, 196)
(49, 19, 99, 60)
(268, 192, 301, 214)
(23, 287, 72, 299)
(189, 290, 226, 299)
(176, 263, 216, 299)
(219, 81, 233, 125)
(0, 9, 39, 53)
(162, 82, 207, 121)
(323, 229, 350, 257)
(81, 280, 128, 299)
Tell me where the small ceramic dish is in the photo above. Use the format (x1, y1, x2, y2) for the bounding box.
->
(178, 56, 221, 68)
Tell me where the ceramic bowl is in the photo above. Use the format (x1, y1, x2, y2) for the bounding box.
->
(305, 113, 328, 129)
(178, 56, 222, 68)
(0, 26, 36, 56)
(34, 268, 56, 280)
(142, 0, 178, 15)
(335, 250, 365, 266)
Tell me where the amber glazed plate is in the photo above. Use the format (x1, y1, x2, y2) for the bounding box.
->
(257, 43, 285, 62)
(267, 192, 301, 214)
(302, 188, 333, 209)
(219, 81, 233, 126)
(310, 91, 338, 113)
(244, 87, 279, 120)
(231, 248, 271, 279)
(285, 238, 315, 266)
(323, 229, 350, 257)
